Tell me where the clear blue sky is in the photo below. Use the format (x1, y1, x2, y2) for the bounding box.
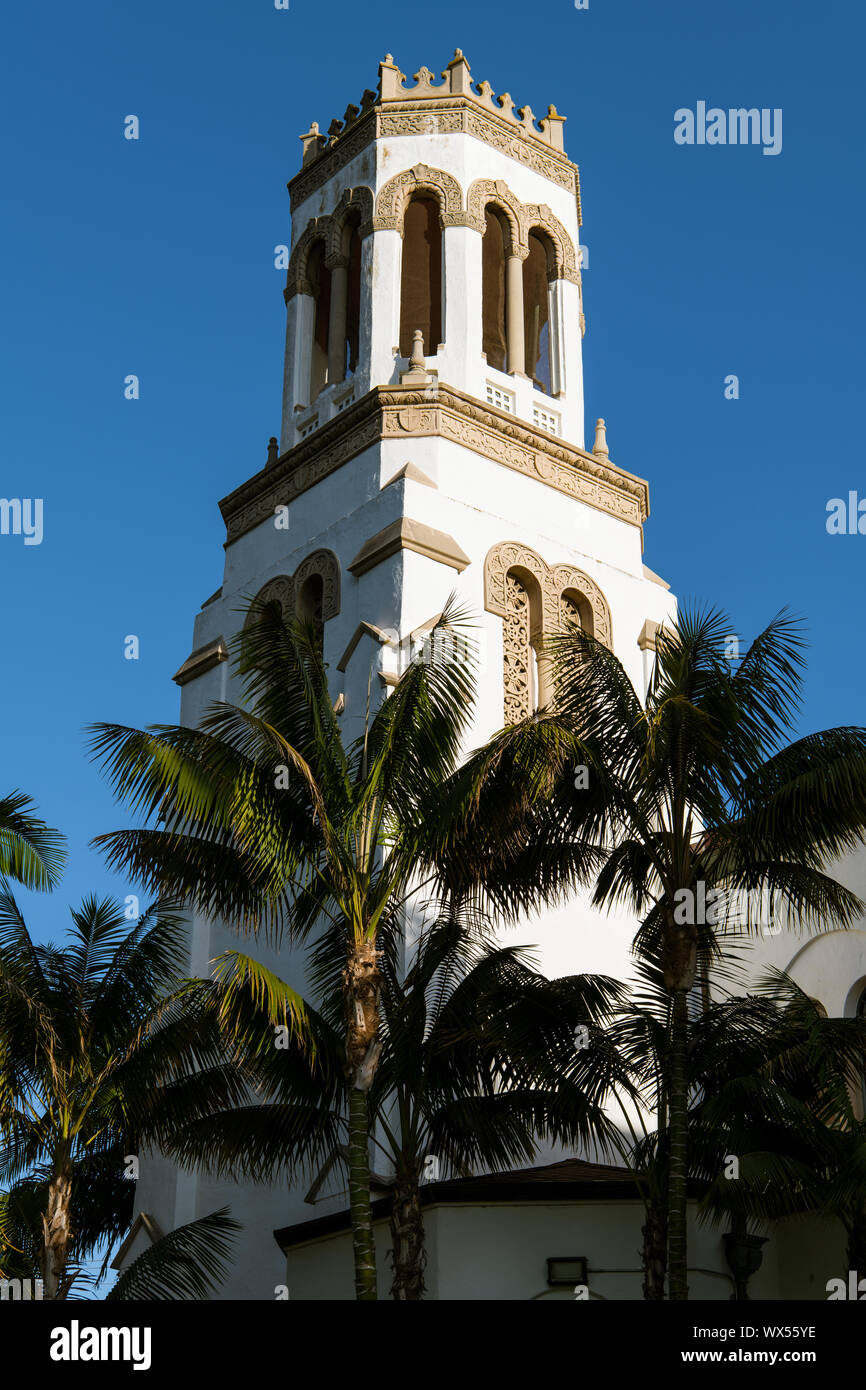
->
(2, 0, 864, 940)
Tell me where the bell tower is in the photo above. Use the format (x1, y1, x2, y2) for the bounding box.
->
(154, 53, 679, 1296)
(279, 49, 585, 453)
(179, 50, 676, 764)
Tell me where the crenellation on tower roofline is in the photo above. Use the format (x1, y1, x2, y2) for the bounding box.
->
(291, 50, 580, 221)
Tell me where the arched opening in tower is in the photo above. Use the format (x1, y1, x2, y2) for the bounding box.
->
(345, 218, 362, 377)
(482, 208, 508, 372)
(523, 232, 553, 395)
(297, 572, 325, 650)
(399, 196, 442, 359)
(308, 241, 332, 400)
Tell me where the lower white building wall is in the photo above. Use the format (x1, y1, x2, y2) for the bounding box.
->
(281, 1200, 836, 1302)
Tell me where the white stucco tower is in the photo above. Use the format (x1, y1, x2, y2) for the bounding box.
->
(130, 52, 681, 1298)
(181, 48, 676, 781)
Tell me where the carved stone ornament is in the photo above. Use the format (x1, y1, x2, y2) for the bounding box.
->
(466, 179, 579, 281)
(245, 551, 341, 627)
(465, 178, 525, 256)
(285, 187, 375, 299)
(289, 50, 580, 215)
(484, 542, 612, 722)
(372, 163, 465, 232)
(220, 384, 649, 546)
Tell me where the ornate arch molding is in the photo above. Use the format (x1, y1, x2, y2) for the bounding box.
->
(484, 543, 612, 645)
(285, 189, 374, 297)
(373, 163, 466, 233)
(285, 217, 331, 300)
(246, 550, 341, 627)
(466, 178, 525, 257)
(246, 574, 296, 626)
(326, 185, 375, 263)
(294, 548, 341, 620)
(550, 563, 612, 646)
(521, 204, 579, 284)
(484, 542, 547, 621)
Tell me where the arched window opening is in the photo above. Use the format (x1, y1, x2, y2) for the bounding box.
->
(523, 232, 552, 395)
(399, 196, 442, 359)
(560, 589, 593, 635)
(345, 218, 362, 377)
(482, 208, 508, 372)
(308, 241, 332, 401)
(297, 572, 325, 648)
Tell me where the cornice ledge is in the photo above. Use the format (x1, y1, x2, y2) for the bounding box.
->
(348, 517, 470, 577)
(172, 637, 228, 687)
(219, 383, 650, 547)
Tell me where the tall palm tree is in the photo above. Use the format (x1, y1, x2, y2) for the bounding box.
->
(157, 914, 626, 1299)
(541, 607, 866, 1298)
(88, 598, 589, 1299)
(0, 791, 65, 891)
(0, 893, 248, 1298)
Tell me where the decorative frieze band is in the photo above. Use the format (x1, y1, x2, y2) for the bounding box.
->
(219, 385, 649, 546)
(289, 100, 580, 216)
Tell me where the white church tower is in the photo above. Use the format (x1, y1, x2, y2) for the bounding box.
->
(130, 51, 680, 1298)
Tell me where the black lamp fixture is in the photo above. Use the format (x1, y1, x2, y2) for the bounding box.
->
(724, 1230, 768, 1300)
(546, 1256, 588, 1288)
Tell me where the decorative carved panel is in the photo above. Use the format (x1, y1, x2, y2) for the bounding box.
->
(220, 385, 650, 545)
(485, 543, 613, 722)
(503, 572, 533, 724)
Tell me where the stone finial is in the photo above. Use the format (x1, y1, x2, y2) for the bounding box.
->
(409, 330, 425, 370)
(267, 436, 279, 467)
(379, 53, 405, 101)
(446, 48, 472, 94)
(593, 418, 609, 458)
(401, 329, 433, 386)
(540, 103, 566, 151)
(300, 121, 325, 165)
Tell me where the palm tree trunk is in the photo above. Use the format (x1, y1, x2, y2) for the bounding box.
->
(41, 1155, 73, 1300)
(347, 1087, 377, 1300)
(667, 988, 690, 1300)
(642, 1188, 667, 1299)
(390, 1165, 425, 1300)
(343, 937, 383, 1301)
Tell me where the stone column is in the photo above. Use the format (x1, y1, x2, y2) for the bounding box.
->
(327, 256, 349, 386)
(506, 252, 526, 376)
(280, 289, 315, 449)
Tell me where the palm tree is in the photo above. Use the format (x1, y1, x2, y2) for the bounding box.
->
(0, 892, 248, 1299)
(88, 598, 589, 1299)
(0, 791, 65, 891)
(542, 607, 866, 1298)
(155, 913, 626, 1299)
(107, 1209, 241, 1300)
(693, 975, 866, 1283)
